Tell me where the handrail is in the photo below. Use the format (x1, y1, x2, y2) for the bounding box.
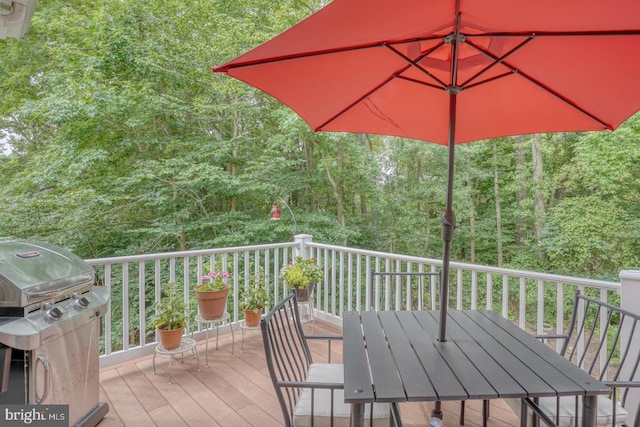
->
(90, 236, 620, 368)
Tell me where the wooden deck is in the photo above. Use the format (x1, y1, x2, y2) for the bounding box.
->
(97, 319, 520, 427)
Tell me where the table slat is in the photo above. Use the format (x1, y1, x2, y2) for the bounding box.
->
(395, 311, 468, 400)
(413, 311, 499, 400)
(476, 311, 609, 396)
(449, 311, 552, 397)
(343, 312, 375, 403)
(378, 311, 437, 401)
(360, 311, 406, 401)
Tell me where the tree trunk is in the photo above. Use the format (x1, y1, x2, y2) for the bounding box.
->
(357, 134, 369, 216)
(173, 184, 186, 251)
(229, 100, 240, 212)
(532, 133, 546, 261)
(465, 150, 477, 263)
(514, 135, 528, 247)
(324, 139, 346, 233)
(493, 139, 503, 267)
(423, 201, 430, 255)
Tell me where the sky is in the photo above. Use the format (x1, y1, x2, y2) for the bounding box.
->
(1, 132, 13, 155)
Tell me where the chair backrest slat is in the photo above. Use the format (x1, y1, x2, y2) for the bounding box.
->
(261, 291, 312, 427)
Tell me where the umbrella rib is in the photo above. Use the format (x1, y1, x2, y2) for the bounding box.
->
(464, 29, 640, 39)
(463, 71, 515, 91)
(464, 39, 613, 130)
(214, 36, 444, 72)
(516, 69, 612, 130)
(384, 43, 448, 89)
(315, 75, 399, 132)
(395, 75, 447, 91)
(213, 30, 640, 73)
(213, 42, 388, 71)
(459, 37, 534, 88)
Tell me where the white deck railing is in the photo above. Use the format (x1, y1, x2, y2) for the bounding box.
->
(87, 234, 620, 368)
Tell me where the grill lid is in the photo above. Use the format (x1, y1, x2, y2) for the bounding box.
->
(0, 239, 94, 308)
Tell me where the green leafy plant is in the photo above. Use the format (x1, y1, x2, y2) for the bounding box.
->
(195, 270, 230, 292)
(153, 282, 187, 330)
(240, 275, 270, 312)
(279, 256, 323, 289)
(240, 276, 269, 313)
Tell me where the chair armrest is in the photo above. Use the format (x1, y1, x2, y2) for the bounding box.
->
(305, 334, 343, 341)
(305, 334, 343, 362)
(534, 333, 569, 342)
(276, 380, 344, 389)
(602, 380, 640, 388)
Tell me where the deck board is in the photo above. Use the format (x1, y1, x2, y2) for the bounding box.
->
(99, 319, 520, 427)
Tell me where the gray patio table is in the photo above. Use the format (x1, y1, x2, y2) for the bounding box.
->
(343, 309, 609, 427)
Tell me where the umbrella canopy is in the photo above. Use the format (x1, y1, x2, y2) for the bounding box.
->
(213, 0, 640, 340)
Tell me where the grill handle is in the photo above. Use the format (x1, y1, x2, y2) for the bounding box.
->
(35, 354, 50, 404)
(27, 282, 90, 303)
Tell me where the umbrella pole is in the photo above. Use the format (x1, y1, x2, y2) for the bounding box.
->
(431, 89, 458, 426)
(438, 93, 457, 343)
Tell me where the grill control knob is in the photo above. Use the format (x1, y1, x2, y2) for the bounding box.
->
(75, 296, 90, 309)
(46, 306, 63, 321)
(42, 301, 52, 310)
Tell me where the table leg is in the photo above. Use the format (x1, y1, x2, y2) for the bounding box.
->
(582, 395, 597, 427)
(432, 401, 443, 419)
(351, 403, 364, 427)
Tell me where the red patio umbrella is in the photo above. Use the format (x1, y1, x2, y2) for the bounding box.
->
(212, 0, 640, 342)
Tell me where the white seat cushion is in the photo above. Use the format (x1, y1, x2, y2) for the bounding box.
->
(293, 363, 391, 427)
(505, 395, 628, 427)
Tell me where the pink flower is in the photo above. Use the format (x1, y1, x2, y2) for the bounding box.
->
(197, 270, 231, 290)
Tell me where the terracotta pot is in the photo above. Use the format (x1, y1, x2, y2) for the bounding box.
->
(195, 284, 230, 320)
(157, 325, 184, 350)
(242, 306, 264, 327)
(294, 282, 315, 302)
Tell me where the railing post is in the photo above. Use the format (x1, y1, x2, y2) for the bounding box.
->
(620, 269, 640, 427)
(293, 234, 313, 259)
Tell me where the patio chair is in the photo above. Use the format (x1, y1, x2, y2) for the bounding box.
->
(504, 290, 640, 427)
(261, 291, 402, 427)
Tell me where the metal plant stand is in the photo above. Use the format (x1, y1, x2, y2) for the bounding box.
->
(194, 312, 234, 366)
(239, 320, 261, 352)
(153, 337, 200, 384)
(297, 297, 315, 332)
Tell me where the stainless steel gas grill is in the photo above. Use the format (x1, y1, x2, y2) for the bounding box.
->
(0, 239, 109, 427)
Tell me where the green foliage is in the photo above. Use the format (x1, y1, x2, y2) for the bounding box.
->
(543, 197, 639, 276)
(152, 282, 187, 330)
(0, 0, 639, 286)
(280, 256, 323, 289)
(240, 274, 270, 312)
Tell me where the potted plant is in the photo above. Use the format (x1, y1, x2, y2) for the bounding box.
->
(279, 256, 323, 301)
(240, 275, 270, 327)
(153, 282, 187, 350)
(194, 270, 231, 320)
